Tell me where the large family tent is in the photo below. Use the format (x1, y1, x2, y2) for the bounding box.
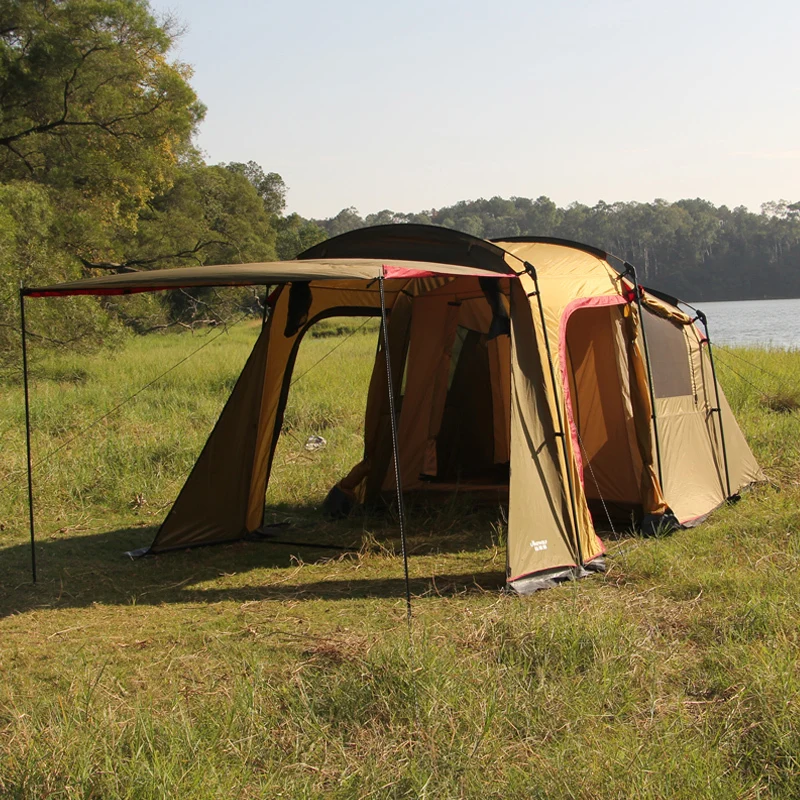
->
(23, 225, 763, 592)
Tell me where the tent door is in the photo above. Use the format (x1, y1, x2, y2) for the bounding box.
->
(564, 304, 646, 525)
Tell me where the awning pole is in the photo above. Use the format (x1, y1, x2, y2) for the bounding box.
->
(20, 287, 37, 584)
(624, 264, 664, 486)
(378, 274, 412, 625)
(524, 263, 583, 568)
(696, 309, 733, 500)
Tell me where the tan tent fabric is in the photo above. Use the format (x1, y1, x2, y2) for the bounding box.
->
(653, 317, 764, 522)
(335, 291, 414, 504)
(392, 295, 461, 487)
(151, 324, 272, 551)
(507, 281, 579, 579)
(488, 335, 511, 464)
(642, 309, 763, 523)
(624, 307, 669, 516)
(565, 305, 642, 505)
(24, 225, 764, 591)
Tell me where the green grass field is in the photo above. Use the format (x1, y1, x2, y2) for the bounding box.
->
(1, 320, 800, 798)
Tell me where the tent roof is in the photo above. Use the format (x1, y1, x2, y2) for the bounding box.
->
(299, 224, 516, 274)
(490, 235, 612, 262)
(23, 258, 507, 298)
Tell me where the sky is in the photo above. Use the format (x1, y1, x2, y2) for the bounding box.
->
(150, 0, 800, 220)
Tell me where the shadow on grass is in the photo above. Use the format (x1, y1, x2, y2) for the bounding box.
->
(0, 504, 508, 618)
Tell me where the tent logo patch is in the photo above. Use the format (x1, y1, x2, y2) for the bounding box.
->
(529, 539, 548, 551)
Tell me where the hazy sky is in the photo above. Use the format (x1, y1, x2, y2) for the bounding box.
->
(151, 0, 799, 219)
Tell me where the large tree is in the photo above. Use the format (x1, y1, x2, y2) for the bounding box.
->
(105, 162, 279, 329)
(0, 0, 203, 365)
(0, 0, 203, 258)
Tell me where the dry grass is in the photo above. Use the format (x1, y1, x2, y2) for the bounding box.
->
(762, 389, 800, 414)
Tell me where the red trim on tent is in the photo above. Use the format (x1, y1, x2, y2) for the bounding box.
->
(382, 265, 437, 280)
(380, 264, 516, 280)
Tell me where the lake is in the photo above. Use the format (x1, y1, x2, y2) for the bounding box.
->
(681, 298, 800, 349)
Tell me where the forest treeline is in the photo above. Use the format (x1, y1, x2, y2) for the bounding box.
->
(315, 197, 800, 302)
(1, 0, 798, 370)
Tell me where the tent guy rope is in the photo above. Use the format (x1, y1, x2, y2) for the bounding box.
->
(18, 303, 249, 583)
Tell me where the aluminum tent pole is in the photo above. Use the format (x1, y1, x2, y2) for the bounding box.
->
(20, 288, 36, 584)
(624, 264, 664, 486)
(523, 263, 584, 568)
(378, 274, 412, 624)
(695, 309, 733, 500)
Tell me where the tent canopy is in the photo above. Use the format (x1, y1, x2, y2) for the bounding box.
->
(23, 258, 511, 297)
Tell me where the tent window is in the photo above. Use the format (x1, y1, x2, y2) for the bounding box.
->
(644, 312, 693, 398)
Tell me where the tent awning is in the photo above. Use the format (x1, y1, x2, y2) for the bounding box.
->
(23, 259, 511, 298)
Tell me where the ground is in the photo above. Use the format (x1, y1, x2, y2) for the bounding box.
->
(1, 316, 799, 798)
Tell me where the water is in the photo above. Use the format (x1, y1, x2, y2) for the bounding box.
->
(682, 298, 800, 349)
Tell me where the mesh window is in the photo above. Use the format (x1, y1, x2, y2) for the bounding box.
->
(644, 312, 693, 398)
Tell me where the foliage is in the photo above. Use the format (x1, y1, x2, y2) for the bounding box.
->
(0, 0, 204, 254)
(224, 160, 286, 216)
(0, 1, 289, 361)
(0, 0, 207, 363)
(0, 181, 121, 372)
(108, 163, 279, 330)
(275, 212, 327, 260)
(222, 161, 327, 260)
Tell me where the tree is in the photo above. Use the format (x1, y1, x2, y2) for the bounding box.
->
(0, 0, 203, 258)
(105, 162, 279, 329)
(312, 194, 800, 301)
(275, 213, 326, 260)
(322, 207, 365, 237)
(224, 161, 286, 216)
(0, 0, 204, 359)
(0, 181, 120, 369)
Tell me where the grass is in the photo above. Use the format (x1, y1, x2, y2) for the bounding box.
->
(1, 322, 800, 798)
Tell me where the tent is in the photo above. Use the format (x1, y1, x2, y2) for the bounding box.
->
(22, 224, 763, 592)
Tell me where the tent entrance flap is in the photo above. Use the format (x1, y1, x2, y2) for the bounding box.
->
(564, 303, 653, 524)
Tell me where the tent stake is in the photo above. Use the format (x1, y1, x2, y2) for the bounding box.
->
(624, 264, 664, 486)
(695, 310, 733, 499)
(378, 274, 412, 624)
(20, 288, 37, 584)
(524, 263, 584, 568)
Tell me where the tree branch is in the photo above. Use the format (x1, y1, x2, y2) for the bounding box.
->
(78, 239, 230, 272)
